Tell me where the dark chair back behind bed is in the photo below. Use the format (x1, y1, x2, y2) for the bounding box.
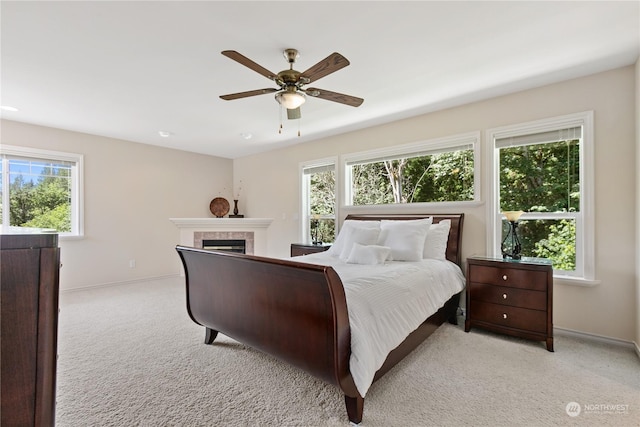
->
(343, 214, 464, 267)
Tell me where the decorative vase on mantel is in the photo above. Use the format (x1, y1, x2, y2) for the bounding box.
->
(229, 199, 244, 218)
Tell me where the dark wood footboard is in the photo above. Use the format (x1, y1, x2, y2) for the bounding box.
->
(176, 247, 360, 398)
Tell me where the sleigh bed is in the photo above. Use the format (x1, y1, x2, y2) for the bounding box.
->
(176, 213, 464, 424)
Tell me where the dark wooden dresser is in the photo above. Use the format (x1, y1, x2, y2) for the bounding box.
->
(465, 256, 553, 351)
(1, 231, 60, 426)
(290, 243, 331, 257)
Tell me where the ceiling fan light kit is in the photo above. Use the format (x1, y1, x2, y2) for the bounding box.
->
(275, 88, 306, 109)
(220, 48, 363, 131)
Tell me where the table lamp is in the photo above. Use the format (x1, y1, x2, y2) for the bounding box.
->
(501, 210, 524, 260)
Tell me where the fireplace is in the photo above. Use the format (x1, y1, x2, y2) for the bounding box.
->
(170, 218, 273, 257)
(194, 231, 254, 254)
(202, 239, 246, 254)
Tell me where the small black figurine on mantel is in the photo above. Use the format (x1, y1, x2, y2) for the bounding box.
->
(229, 182, 244, 218)
(229, 199, 244, 218)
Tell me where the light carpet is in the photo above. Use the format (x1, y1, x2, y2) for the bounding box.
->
(56, 277, 639, 426)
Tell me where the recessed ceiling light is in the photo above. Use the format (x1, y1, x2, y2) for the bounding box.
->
(158, 130, 173, 138)
(0, 105, 19, 112)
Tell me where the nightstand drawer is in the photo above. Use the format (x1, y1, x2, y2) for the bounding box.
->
(468, 264, 547, 291)
(468, 282, 546, 311)
(470, 301, 547, 333)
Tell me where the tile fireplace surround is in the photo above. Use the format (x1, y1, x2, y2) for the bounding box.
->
(170, 218, 273, 256)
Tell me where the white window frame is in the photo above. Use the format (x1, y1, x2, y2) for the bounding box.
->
(299, 157, 337, 244)
(342, 132, 481, 209)
(485, 111, 596, 284)
(1, 145, 84, 238)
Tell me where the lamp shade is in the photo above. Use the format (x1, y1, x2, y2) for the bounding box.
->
(275, 91, 306, 109)
(503, 210, 524, 222)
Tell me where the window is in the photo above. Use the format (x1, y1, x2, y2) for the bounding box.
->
(1, 145, 84, 237)
(343, 133, 479, 206)
(487, 112, 594, 280)
(301, 159, 336, 244)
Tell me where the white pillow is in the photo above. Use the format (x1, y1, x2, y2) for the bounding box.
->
(423, 219, 451, 260)
(377, 218, 432, 261)
(346, 243, 391, 265)
(338, 226, 381, 260)
(326, 220, 380, 258)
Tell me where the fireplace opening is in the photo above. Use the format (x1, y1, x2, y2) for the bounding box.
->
(202, 239, 246, 254)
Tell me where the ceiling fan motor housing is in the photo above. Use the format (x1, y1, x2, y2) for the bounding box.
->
(276, 69, 302, 87)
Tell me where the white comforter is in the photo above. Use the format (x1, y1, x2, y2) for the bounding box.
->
(292, 252, 465, 397)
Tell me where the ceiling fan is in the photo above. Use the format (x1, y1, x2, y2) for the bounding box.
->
(219, 49, 364, 120)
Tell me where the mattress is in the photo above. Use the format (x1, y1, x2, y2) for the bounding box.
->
(293, 252, 465, 397)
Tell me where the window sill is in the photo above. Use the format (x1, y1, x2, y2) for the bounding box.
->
(554, 275, 601, 287)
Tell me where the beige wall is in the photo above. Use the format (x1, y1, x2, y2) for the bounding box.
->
(636, 58, 640, 354)
(234, 65, 637, 342)
(1, 120, 233, 290)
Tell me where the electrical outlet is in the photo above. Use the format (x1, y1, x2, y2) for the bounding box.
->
(129, 259, 136, 268)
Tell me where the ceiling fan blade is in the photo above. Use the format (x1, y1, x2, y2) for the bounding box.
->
(305, 87, 364, 107)
(220, 88, 278, 100)
(221, 50, 277, 81)
(287, 107, 301, 120)
(300, 52, 350, 84)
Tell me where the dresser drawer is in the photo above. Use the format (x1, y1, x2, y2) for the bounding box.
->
(469, 300, 547, 333)
(468, 282, 546, 311)
(468, 264, 547, 291)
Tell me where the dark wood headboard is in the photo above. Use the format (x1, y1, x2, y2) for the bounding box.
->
(343, 214, 464, 267)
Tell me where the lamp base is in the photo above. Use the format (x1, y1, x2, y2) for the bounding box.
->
(501, 220, 522, 261)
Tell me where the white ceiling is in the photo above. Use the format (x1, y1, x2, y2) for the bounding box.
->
(2, 1, 639, 159)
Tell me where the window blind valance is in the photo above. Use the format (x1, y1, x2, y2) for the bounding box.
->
(496, 126, 581, 148)
(346, 143, 474, 166)
(303, 164, 335, 175)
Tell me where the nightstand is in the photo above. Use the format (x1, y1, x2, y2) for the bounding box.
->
(465, 256, 554, 352)
(290, 243, 331, 257)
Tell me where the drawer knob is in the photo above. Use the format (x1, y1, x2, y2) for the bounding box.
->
(502, 275, 508, 281)
(502, 293, 508, 299)
(502, 313, 508, 319)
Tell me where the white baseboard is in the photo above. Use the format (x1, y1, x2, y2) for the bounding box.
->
(554, 326, 636, 351)
(634, 341, 640, 360)
(61, 274, 181, 293)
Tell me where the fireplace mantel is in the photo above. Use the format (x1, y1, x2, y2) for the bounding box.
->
(170, 217, 273, 256)
(169, 218, 273, 229)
